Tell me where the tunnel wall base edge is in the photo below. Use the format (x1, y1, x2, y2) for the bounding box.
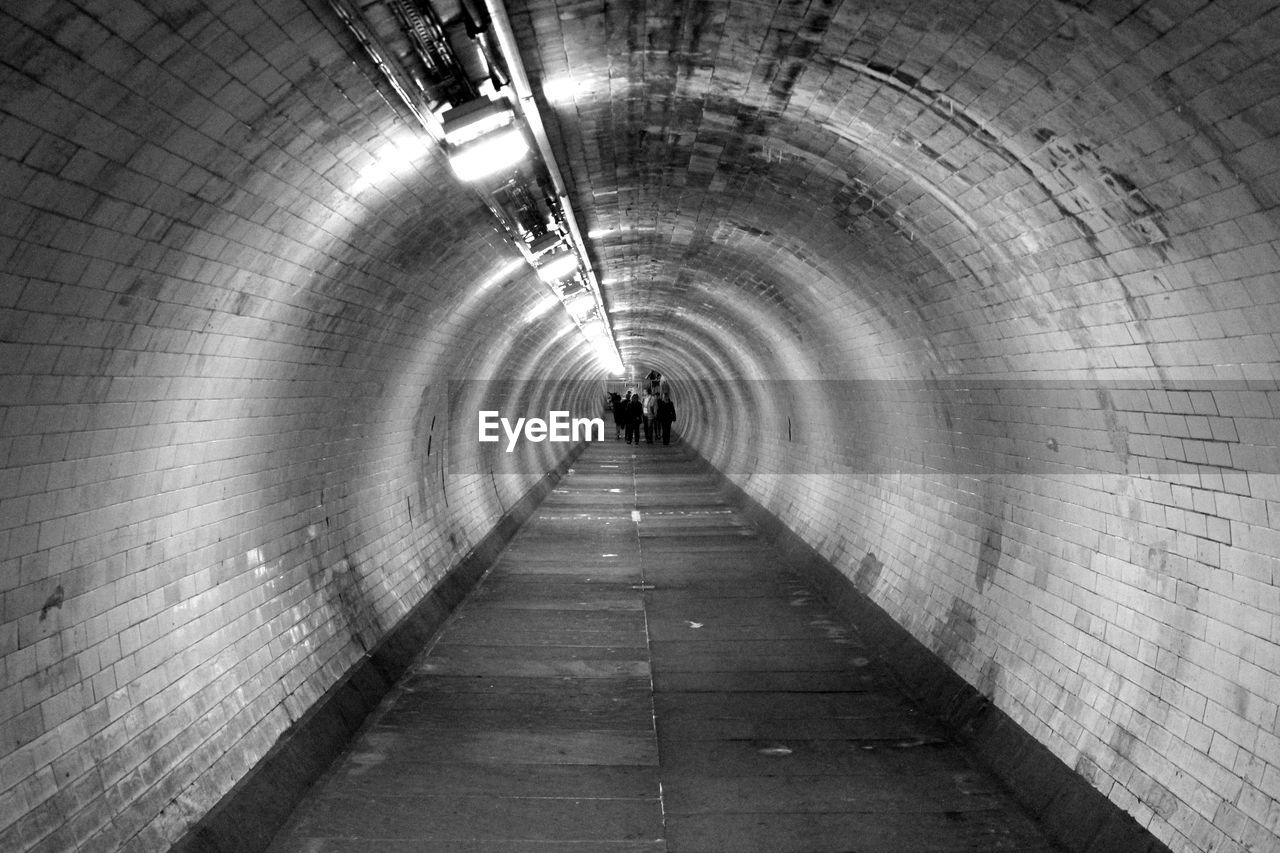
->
(167, 443, 587, 853)
(697, 452, 1175, 853)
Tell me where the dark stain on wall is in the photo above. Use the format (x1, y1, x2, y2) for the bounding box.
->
(732, 221, 772, 238)
(674, 0, 717, 79)
(975, 492, 1004, 594)
(734, 104, 772, 144)
(935, 598, 978, 664)
(303, 483, 384, 653)
(230, 290, 253, 317)
(1152, 70, 1277, 211)
(854, 550, 883, 594)
(40, 585, 64, 620)
(412, 386, 443, 514)
(1032, 127, 1170, 259)
(757, 1, 833, 104)
(976, 657, 1001, 698)
(1094, 388, 1131, 469)
(332, 553, 382, 653)
(975, 524, 1002, 594)
(1032, 563, 1050, 590)
(1110, 725, 1138, 759)
(858, 60, 999, 150)
(1231, 682, 1250, 718)
(118, 273, 164, 308)
(831, 183, 878, 233)
(1140, 778, 1181, 819)
(1143, 542, 1168, 578)
(1074, 751, 1104, 786)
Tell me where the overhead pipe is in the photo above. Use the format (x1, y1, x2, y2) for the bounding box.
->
(481, 0, 623, 369)
(324, 0, 444, 138)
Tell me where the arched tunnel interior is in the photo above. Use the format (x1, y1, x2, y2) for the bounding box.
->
(2, 1, 1278, 851)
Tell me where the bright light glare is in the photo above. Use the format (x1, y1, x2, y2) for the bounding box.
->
(522, 293, 560, 323)
(595, 344, 624, 375)
(587, 227, 615, 239)
(578, 316, 621, 374)
(536, 253, 579, 282)
(449, 128, 529, 182)
(351, 138, 424, 194)
(541, 76, 579, 104)
(477, 257, 526, 290)
(565, 292, 594, 317)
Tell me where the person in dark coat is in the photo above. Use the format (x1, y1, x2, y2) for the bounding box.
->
(610, 391, 626, 439)
(624, 391, 643, 445)
(655, 391, 677, 445)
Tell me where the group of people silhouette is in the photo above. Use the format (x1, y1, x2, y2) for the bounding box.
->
(609, 384, 676, 446)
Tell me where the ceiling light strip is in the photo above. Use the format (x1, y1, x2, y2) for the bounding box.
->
(481, 0, 623, 370)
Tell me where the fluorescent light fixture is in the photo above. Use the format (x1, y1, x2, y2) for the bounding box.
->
(528, 231, 564, 256)
(536, 252, 578, 283)
(449, 127, 529, 182)
(441, 97, 516, 146)
(565, 291, 594, 317)
(587, 227, 615, 239)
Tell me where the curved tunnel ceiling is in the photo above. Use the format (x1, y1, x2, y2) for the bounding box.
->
(508, 0, 1275, 386)
(2, 2, 1279, 852)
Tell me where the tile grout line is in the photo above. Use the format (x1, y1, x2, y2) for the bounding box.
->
(630, 449, 670, 851)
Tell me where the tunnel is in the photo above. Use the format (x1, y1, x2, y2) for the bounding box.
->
(1, 0, 1278, 851)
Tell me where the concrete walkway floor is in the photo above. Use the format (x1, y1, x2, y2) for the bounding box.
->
(265, 440, 1063, 852)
